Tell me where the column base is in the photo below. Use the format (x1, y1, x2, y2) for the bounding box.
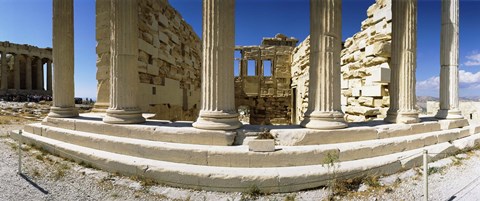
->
(385, 110, 419, 124)
(193, 111, 242, 130)
(398, 111, 420, 124)
(435, 109, 463, 120)
(103, 109, 145, 124)
(384, 110, 397, 123)
(300, 111, 347, 130)
(48, 106, 79, 118)
(92, 102, 109, 113)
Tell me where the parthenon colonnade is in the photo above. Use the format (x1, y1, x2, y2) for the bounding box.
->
(0, 42, 52, 94)
(49, 0, 463, 130)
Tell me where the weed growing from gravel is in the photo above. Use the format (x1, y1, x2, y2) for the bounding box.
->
(363, 175, 381, 188)
(284, 194, 296, 201)
(35, 154, 44, 161)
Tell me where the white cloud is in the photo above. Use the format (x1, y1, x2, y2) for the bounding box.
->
(459, 70, 480, 83)
(417, 76, 440, 90)
(464, 52, 480, 66)
(417, 70, 480, 91)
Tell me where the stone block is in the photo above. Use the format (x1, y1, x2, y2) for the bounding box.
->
(470, 124, 480, 135)
(358, 96, 374, 107)
(346, 106, 380, 116)
(341, 78, 349, 89)
(361, 85, 386, 97)
(366, 66, 390, 84)
(438, 119, 469, 130)
(138, 39, 158, 57)
(147, 64, 160, 76)
(248, 139, 275, 152)
(158, 13, 169, 27)
(341, 95, 348, 106)
(352, 87, 361, 97)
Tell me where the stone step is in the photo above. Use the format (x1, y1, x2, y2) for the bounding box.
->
(10, 130, 480, 193)
(38, 116, 236, 146)
(21, 123, 473, 168)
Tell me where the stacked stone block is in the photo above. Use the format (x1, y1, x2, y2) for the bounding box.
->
(96, 0, 202, 121)
(292, 0, 393, 123)
(340, 0, 392, 122)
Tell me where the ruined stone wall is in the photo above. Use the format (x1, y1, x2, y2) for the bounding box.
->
(341, 0, 392, 122)
(291, 0, 392, 123)
(235, 34, 297, 125)
(95, 0, 201, 121)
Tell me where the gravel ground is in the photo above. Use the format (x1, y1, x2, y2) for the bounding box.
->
(1, 123, 480, 201)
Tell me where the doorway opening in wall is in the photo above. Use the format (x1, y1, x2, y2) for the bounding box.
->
(234, 60, 240, 76)
(291, 87, 297, 125)
(263, 60, 272, 77)
(247, 60, 256, 76)
(234, 50, 241, 76)
(152, 86, 156, 95)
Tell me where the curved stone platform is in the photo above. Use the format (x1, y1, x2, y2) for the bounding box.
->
(9, 113, 480, 192)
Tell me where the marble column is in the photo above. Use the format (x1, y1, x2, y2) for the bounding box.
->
(385, 0, 419, 124)
(192, 0, 241, 130)
(14, 54, 20, 90)
(36, 58, 44, 90)
(300, 0, 347, 129)
(46, 59, 52, 91)
(436, 0, 462, 119)
(1, 51, 7, 90)
(48, 0, 78, 118)
(25, 55, 32, 90)
(103, 0, 145, 124)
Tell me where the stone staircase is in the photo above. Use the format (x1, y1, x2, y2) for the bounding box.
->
(10, 114, 480, 193)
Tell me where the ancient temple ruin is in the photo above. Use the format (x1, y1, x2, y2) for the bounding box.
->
(0, 42, 52, 96)
(234, 34, 298, 125)
(11, 0, 480, 194)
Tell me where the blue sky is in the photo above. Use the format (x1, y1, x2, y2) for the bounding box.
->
(0, 0, 479, 98)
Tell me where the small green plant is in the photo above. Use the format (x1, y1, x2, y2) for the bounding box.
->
(256, 128, 274, 139)
(363, 175, 381, 188)
(322, 151, 340, 200)
(54, 168, 66, 180)
(32, 168, 41, 177)
(284, 194, 296, 201)
(427, 167, 443, 175)
(35, 154, 44, 161)
(246, 184, 262, 198)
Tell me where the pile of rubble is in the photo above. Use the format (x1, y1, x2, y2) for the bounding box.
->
(0, 101, 51, 122)
(340, 0, 392, 122)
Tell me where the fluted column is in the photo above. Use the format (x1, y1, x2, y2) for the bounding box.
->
(103, 0, 145, 124)
(193, 0, 241, 130)
(14, 54, 20, 90)
(385, 0, 419, 124)
(36, 58, 44, 90)
(48, 0, 78, 118)
(436, 0, 462, 119)
(46, 59, 52, 91)
(1, 51, 7, 90)
(300, 0, 347, 129)
(25, 55, 32, 90)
